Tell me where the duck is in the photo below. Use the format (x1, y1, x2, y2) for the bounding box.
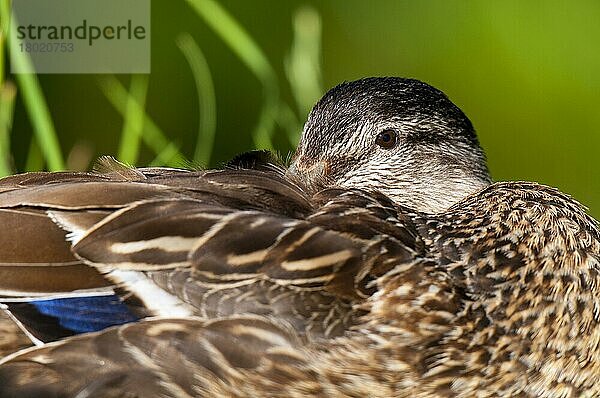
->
(0, 77, 598, 397)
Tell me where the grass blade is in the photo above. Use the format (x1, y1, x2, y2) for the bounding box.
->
(0, 9, 5, 88)
(184, 0, 276, 88)
(185, 0, 279, 149)
(176, 33, 216, 167)
(0, 81, 15, 176)
(1, 0, 65, 170)
(285, 6, 323, 120)
(149, 142, 182, 167)
(117, 74, 149, 165)
(276, 102, 301, 148)
(97, 75, 186, 167)
(24, 136, 43, 171)
(0, 15, 13, 176)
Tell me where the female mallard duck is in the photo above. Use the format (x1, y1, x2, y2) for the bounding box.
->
(0, 77, 599, 397)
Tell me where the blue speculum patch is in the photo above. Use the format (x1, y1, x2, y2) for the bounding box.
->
(30, 295, 140, 334)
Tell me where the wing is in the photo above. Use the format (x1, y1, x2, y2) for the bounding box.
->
(0, 316, 307, 398)
(0, 162, 199, 342)
(0, 257, 457, 398)
(69, 188, 421, 339)
(0, 167, 187, 296)
(0, 158, 422, 341)
(0, 256, 466, 398)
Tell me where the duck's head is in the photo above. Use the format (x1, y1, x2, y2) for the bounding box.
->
(289, 77, 492, 213)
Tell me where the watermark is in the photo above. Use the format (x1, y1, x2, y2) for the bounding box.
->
(10, 0, 150, 74)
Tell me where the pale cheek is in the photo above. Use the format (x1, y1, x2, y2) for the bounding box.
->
(364, 153, 407, 173)
(335, 164, 397, 191)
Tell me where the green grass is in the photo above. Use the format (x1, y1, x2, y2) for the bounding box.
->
(97, 75, 186, 167)
(176, 33, 216, 168)
(0, 15, 14, 176)
(185, 0, 279, 150)
(0, 0, 322, 172)
(285, 7, 323, 121)
(1, 0, 64, 172)
(0, 81, 15, 176)
(117, 74, 149, 165)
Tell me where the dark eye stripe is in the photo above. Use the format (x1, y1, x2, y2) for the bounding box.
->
(375, 130, 398, 149)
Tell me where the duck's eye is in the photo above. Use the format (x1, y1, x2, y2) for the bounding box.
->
(375, 129, 398, 149)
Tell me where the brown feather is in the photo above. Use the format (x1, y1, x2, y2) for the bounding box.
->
(2, 182, 600, 397)
(0, 310, 31, 358)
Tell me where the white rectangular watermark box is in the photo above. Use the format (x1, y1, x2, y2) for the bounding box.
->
(10, 0, 150, 73)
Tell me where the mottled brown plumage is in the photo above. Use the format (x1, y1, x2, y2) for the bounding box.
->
(0, 310, 30, 358)
(0, 78, 599, 397)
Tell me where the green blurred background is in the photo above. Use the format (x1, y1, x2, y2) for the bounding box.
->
(1, 0, 598, 217)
